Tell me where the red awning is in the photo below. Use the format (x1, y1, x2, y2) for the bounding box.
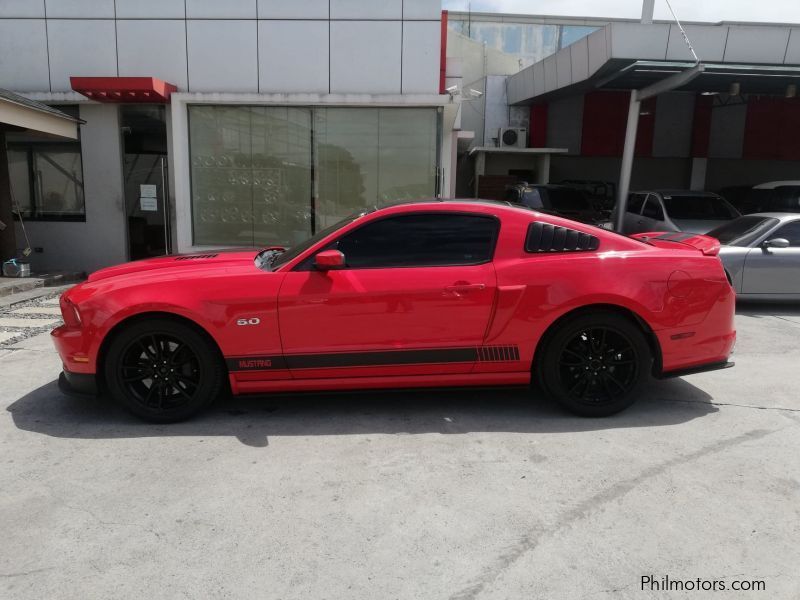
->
(70, 77, 178, 103)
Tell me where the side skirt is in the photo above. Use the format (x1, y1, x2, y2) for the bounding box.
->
(230, 371, 531, 395)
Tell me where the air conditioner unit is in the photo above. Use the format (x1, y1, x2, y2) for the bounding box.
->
(498, 127, 527, 149)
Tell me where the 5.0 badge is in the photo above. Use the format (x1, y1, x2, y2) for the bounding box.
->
(236, 318, 261, 326)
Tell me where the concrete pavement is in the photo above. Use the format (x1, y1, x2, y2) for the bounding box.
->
(1, 301, 798, 599)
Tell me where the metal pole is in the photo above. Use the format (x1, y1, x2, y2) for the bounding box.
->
(614, 91, 641, 232)
(160, 156, 171, 255)
(641, 0, 655, 24)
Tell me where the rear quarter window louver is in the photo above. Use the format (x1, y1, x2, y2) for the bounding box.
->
(174, 254, 218, 260)
(525, 222, 599, 253)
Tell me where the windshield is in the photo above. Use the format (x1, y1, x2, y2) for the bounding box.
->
(705, 216, 779, 247)
(266, 210, 373, 270)
(547, 188, 592, 211)
(662, 195, 739, 220)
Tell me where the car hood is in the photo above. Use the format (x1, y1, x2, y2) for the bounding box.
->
(671, 219, 733, 234)
(87, 249, 263, 283)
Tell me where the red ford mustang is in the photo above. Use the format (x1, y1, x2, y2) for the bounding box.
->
(52, 200, 735, 422)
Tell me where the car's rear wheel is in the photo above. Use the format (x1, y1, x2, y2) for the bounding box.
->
(104, 318, 224, 423)
(537, 311, 651, 417)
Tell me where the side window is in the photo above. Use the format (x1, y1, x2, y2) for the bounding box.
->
(771, 221, 800, 247)
(333, 213, 499, 268)
(642, 196, 665, 220)
(520, 188, 543, 209)
(627, 193, 645, 214)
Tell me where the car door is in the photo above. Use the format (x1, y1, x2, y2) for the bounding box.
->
(639, 194, 667, 232)
(277, 212, 499, 379)
(622, 193, 647, 233)
(743, 220, 800, 295)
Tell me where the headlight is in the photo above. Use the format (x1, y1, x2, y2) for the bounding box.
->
(60, 296, 82, 328)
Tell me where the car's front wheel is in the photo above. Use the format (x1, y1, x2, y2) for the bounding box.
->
(104, 318, 224, 423)
(537, 311, 651, 417)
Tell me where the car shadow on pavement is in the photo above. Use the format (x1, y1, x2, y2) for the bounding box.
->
(8, 377, 718, 447)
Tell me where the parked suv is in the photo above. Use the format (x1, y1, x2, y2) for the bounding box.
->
(720, 181, 800, 215)
(614, 190, 740, 235)
(558, 179, 616, 212)
(504, 183, 610, 227)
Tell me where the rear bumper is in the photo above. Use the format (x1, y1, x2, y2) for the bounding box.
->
(58, 370, 98, 397)
(659, 360, 734, 379)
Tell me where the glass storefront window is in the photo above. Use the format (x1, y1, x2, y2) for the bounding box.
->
(188, 105, 438, 247)
(7, 144, 85, 221)
(189, 105, 313, 247)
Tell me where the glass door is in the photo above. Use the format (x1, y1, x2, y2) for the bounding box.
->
(121, 105, 170, 260)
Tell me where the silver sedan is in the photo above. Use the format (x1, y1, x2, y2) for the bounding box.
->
(706, 213, 800, 300)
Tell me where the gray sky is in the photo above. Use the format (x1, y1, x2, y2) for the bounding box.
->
(441, 0, 800, 24)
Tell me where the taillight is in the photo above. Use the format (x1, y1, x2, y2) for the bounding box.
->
(60, 296, 82, 327)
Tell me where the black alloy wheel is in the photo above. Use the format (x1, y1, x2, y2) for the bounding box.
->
(104, 319, 224, 422)
(557, 327, 639, 405)
(537, 311, 651, 417)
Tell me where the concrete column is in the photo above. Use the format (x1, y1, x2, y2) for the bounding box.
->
(614, 91, 641, 232)
(535, 154, 551, 184)
(689, 157, 707, 191)
(473, 151, 485, 198)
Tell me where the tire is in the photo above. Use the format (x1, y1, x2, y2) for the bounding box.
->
(103, 318, 224, 423)
(536, 311, 651, 417)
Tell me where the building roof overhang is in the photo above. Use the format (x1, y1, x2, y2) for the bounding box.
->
(507, 22, 800, 105)
(468, 146, 569, 156)
(0, 89, 81, 140)
(70, 76, 178, 103)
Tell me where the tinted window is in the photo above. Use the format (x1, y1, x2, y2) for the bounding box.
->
(547, 188, 591, 211)
(662, 195, 739, 220)
(519, 188, 544, 209)
(627, 193, 646, 214)
(764, 187, 800, 212)
(272, 211, 372, 269)
(705, 216, 779, 247)
(332, 213, 498, 268)
(642, 196, 664, 220)
(771, 221, 800, 247)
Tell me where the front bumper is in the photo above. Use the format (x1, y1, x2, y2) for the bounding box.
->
(51, 325, 95, 374)
(58, 370, 99, 397)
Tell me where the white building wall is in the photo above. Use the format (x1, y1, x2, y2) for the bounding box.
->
(1, 0, 445, 270)
(0, 0, 442, 95)
(14, 104, 128, 273)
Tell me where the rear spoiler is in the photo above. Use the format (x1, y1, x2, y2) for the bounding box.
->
(631, 231, 721, 256)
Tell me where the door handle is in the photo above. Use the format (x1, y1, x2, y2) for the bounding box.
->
(444, 283, 486, 293)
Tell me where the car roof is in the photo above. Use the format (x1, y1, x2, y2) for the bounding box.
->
(379, 198, 518, 210)
(635, 189, 721, 197)
(753, 181, 800, 189)
(745, 212, 800, 222)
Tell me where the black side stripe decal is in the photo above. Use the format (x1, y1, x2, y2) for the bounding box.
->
(227, 345, 521, 372)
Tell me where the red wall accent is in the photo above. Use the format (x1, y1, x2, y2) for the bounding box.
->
(529, 104, 548, 147)
(691, 95, 713, 158)
(581, 91, 629, 156)
(580, 91, 657, 157)
(743, 97, 800, 161)
(439, 10, 448, 95)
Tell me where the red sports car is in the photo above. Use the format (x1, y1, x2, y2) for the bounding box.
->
(52, 200, 735, 422)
